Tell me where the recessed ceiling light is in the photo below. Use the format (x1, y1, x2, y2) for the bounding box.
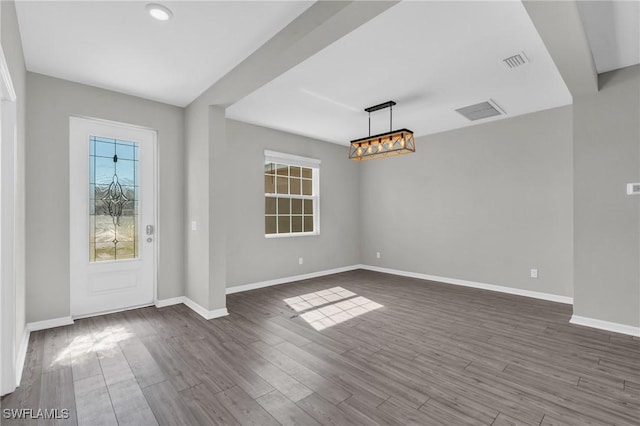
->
(146, 3, 173, 21)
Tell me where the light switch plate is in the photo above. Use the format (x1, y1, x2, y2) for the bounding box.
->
(627, 183, 640, 195)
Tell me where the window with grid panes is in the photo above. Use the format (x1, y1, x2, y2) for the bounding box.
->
(264, 151, 320, 237)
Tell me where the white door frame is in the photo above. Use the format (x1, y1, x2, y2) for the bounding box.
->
(0, 44, 18, 396)
(69, 116, 159, 318)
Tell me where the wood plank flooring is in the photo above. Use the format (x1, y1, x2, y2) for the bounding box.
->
(2, 270, 639, 425)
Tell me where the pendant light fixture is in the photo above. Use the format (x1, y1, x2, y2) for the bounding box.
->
(349, 101, 415, 161)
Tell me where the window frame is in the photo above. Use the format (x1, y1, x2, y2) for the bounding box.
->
(264, 150, 321, 238)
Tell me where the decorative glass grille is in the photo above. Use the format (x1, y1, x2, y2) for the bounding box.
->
(89, 136, 139, 262)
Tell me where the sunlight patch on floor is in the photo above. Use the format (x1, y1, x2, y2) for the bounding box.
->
(284, 287, 383, 331)
(283, 287, 355, 311)
(52, 325, 132, 367)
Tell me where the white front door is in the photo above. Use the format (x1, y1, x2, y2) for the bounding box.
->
(70, 117, 156, 318)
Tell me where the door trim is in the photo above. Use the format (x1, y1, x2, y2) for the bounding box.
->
(69, 116, 158, 318)
(0, 44, 18, 396)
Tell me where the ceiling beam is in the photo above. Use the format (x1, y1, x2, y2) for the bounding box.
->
(190, 1, 399, 108)
(523, 0, 598, 96)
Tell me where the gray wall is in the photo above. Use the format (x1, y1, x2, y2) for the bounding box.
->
(573, 64, 640, 327)
(360, 106, 574, 298)
(2, 0, 26, 356)
(226, 120, 361, 289)
(26, 73, 185, 322)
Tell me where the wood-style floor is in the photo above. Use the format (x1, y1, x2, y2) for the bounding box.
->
(2, 270, 639, 425)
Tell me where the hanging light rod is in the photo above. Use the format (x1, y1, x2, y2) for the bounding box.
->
(349, 100, 415, 161)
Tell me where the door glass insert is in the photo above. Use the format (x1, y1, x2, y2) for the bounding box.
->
(89, 136, 139, 262)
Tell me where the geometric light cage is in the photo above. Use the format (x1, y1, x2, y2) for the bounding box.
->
(348, 129, 415, 161)
(348, 100, 416, 161)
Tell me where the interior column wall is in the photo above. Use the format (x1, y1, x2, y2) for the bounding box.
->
(208, 106, 227, 310)
(184, 98, 210, 309)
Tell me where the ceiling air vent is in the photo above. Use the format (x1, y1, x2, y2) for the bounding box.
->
(503, 52, 529, 69)
(455, 100, 505, 121)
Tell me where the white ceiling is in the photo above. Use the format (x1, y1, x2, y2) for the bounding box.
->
(227, 1, 572, 145)
(21, 1, 632, 145)
(577, 0, 640, 74)
(15, 1, 312, 107)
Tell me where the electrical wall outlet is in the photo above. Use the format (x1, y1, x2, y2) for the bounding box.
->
(376, 252, 381, 259)
(530, 268, 538, 279)
(299, 257, 304, 265)
(191, 221, 197, 231)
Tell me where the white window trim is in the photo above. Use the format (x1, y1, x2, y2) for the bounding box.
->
(264, 150, 320, 238)
(265, 150, 321, 168)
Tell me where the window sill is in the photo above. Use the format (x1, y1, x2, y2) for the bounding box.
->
(265, 232, 319, 239)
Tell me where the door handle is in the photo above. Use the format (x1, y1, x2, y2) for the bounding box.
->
(146, 225, 154, 236)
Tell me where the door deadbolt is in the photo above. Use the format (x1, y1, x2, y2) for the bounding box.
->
(146, 225, 154, 236)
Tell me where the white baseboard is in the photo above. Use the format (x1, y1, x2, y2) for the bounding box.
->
(360, 265, 574, 305)
(155, 296, 183, 308)
(570, 315, 640, 337)
(156, 296, 229, 321)
(24, 297, 226, 336)
(15, 328, 30, 387)
(226, 265, 361, 295)
(26, 316, 74, 332)
(182, 297, 228, 320)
